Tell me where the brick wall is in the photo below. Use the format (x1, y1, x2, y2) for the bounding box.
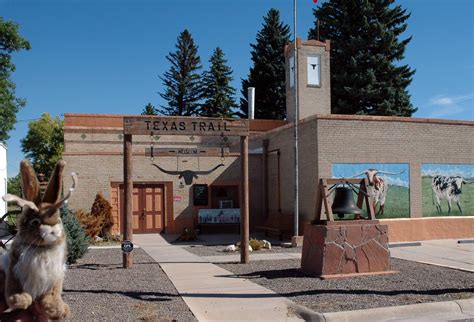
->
(63, 114, 265, 234)
(253, 115, 474, 234)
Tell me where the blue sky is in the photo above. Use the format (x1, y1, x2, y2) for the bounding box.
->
(2, 0, 473, 176)
(332, 163, 409, 187)
(421, 164, 474, 179)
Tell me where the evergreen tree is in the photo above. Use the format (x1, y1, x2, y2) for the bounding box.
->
(239, 9, 290, 119)
(200, 47, 236, 117)
(308, 0, 416, 116)
(141, 103, 157, 115)
(159, 29, 202, 116)
(61, 207, 90, 264)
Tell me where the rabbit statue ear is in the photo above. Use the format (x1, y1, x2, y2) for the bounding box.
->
(20, 160, 41, 205)
(42, 160, 66, 204)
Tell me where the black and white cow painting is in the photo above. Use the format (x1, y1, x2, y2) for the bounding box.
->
(431, 175, 472, 214)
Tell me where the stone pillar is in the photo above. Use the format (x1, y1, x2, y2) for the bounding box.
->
(301, 221, 390, 277)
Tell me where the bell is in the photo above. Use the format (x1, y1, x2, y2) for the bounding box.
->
(331, 186, 362, 219)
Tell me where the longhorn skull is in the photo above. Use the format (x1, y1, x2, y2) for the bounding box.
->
(152, 163, 224, 185)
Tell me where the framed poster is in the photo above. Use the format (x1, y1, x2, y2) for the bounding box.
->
(193, 184, 208, 206)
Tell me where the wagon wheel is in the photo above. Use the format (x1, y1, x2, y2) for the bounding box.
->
(0, 210, 19, 250)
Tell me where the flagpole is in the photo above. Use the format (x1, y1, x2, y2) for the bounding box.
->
(293, 0, 299, 237)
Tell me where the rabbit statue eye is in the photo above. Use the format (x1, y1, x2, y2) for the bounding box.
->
(29, 218, 41, 226)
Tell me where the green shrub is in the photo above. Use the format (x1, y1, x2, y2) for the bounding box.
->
(90, 193, 114, 238)
(249, 238, 265, 251)
(61, 206, 90, 264)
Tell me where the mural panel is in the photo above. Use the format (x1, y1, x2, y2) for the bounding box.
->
(332, 163, 410, 218)
(422, 164, 474, 216)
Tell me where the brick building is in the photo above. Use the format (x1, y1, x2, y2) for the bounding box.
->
(63, 39, 474, 241)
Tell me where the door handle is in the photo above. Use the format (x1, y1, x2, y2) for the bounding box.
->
(141, 208, 145, 218)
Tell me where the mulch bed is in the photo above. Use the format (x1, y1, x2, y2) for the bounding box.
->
(217, 258, 474, 313)
(63, 248, 197, 321)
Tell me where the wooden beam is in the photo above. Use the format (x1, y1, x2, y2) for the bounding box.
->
(123, 134, 133, 268)
(240, 135, 249, 264)
(263, 139, 269, 219)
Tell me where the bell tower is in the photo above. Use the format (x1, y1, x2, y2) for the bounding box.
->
(285, 38, 331, 122)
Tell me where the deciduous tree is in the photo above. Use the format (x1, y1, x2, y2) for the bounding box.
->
(21, 113, 64, 178)
(0, 18, 31, 143)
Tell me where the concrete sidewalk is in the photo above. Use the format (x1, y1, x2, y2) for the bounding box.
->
(134, 234, 304, 321)
(135, 235, 474, 321)
(390, 239, 474, 272)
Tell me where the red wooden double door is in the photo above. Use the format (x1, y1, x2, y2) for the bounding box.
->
(120, 184, 165, 234)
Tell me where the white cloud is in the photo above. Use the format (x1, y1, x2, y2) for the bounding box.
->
(427, 93, 474, 118)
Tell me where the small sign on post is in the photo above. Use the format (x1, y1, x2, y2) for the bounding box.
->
(121, 240, 134, 253)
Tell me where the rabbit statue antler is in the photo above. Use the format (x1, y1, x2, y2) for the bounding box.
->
(2, 194, 39, 212)
(2, 172, 78, 211)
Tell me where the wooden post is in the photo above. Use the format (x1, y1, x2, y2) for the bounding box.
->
(240, 135, 249, 264)
(123, 134, 133, 268)
(262, 139, 269, 219)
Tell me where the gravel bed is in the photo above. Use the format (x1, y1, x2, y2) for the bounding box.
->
(185, 245, 302, 257)
(63, 248, 196, 321)
(218, 258, 474, 313)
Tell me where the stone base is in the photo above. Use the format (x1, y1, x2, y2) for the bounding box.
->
(291, 235, 304, 247)
(301, 221, 390, 277)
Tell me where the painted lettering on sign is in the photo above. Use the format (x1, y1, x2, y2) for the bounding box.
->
(123, 117, 249, 136)
(144, 120, 231, 133)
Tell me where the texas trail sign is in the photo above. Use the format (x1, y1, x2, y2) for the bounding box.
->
(124, 116, 249, 137)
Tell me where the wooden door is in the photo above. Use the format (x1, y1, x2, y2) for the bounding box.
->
(141, 185, 165, 233)
(120, 184, 165, 234)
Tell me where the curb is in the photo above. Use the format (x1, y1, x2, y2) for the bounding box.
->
(288, 298, 474, 322)
(324, 298, 474, 322)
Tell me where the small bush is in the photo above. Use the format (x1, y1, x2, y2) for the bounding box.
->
(61, 206, 90, 264)
(76, 209, 103, 238)
(249, 238, 265, 251)
(90, 193, 114, 238)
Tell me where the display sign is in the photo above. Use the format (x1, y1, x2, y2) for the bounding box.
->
(198, 208, 240, 224)
(193, 184, 208, 206)
(307, 55, 321, 86)
(121, 240, 134, 253)
(124, 116, 249, 136)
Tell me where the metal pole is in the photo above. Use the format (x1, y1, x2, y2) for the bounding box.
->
(123, 134, 133, 268)
(293, 0, 299, 236)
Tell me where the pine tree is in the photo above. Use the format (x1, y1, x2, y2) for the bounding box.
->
(308, 0, 416, 116)
(159, 29, 202, 116)
(141, 103, 157, 115)
(200, 47, 236, 117)
(239, 9, 290, 119)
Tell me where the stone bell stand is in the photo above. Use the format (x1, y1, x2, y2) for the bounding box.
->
(301, 178, 392, 278)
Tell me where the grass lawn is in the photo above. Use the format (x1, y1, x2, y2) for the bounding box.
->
(337, 185, 410, 220)
(422, 176, 474, 216)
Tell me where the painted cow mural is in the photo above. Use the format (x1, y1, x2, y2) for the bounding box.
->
(350, 169, 405, 216)
(431, 175, 472, 214)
